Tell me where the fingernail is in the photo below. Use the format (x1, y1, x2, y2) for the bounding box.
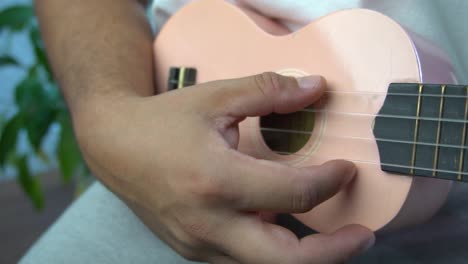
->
(297, 75, 322, 89)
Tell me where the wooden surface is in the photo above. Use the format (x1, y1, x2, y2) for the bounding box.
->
(0, 171, 74, 264)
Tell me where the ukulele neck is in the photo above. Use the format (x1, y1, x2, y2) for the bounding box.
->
(373, 83, 468, 182)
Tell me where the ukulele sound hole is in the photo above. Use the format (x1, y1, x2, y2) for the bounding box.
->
(260, 108, 314, 155)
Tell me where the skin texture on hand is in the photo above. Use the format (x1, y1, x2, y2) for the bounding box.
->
(35, 0, 375, 263)
(75, 73, 374, 264)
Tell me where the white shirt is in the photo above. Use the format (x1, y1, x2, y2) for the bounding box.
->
(151, 0, 468, 83)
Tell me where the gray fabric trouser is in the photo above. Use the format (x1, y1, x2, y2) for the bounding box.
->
(20, 181, 468, 264)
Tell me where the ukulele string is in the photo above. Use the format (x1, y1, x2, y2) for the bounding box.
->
(323, 90, 468, 99)
(292, 108, 468, 124)
(237, 88, 468, 175)
(246, 126, 468, 150)
(293, 90, 468, 123)
(239, 146, 468, 176)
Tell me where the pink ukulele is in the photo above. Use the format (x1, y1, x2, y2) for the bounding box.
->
(153, 0, 465, 232)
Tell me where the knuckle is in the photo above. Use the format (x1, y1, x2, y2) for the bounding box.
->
(291, 177, 319, 212)
(170, 217, 207, 249)
(176, 229, 202, 247)
(183, 221, 211, 244)
(173, 229, 207, 261)
(197, 180, 224, 202)
(254, 72, 283, 98)
(176, 220, 223, 261)
(195, 175, 239, 205)
(169, 228, 207, 261)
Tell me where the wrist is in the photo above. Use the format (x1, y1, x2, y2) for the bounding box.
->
(68, 87, 142, 147)
(67, 76, 153, 116)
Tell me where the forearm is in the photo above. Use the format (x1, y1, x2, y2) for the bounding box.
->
(35, 0, 154, 116)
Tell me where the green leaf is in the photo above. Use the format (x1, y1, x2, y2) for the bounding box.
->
(0, 55, 19, 67)
(29, 26, 53, 81)
(15, 155, 45, 210)
(0, 114, 23, 166)
(14, 71, 46, 111)
(25, 106, 55, 152)
(0, 113, 6, 127)
(57, 112, 82, 182)
(48, 83, 66, 111)
(13, 70, 56, 151)
(0, 5, 34, 32)
(36, 149, 50, 164)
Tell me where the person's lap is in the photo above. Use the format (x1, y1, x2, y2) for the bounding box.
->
(20, 181, 468, 264)
(19, 182, 200, 264)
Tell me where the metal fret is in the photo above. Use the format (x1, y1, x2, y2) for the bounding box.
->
(168, 67, 196, 90)
(457, 86, 468, 181)
(432, 85, 446, 176)
(410, 84, 423, 174)
(177, 67, 187, 89)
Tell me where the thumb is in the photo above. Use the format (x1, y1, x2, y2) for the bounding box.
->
(207, 72, 325, 117)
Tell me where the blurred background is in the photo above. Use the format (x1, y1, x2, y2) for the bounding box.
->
(0, 0, 91, 262)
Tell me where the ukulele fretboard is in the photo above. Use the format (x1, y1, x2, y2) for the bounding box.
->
(373, 83, 468, 182)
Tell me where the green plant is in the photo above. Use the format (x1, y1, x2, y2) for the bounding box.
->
(0, 4, 88, 209)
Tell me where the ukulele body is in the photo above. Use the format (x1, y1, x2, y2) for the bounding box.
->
(154, 0, 456, 232)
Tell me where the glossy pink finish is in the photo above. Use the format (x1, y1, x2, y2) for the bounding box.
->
(153, 0, 456, 232)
